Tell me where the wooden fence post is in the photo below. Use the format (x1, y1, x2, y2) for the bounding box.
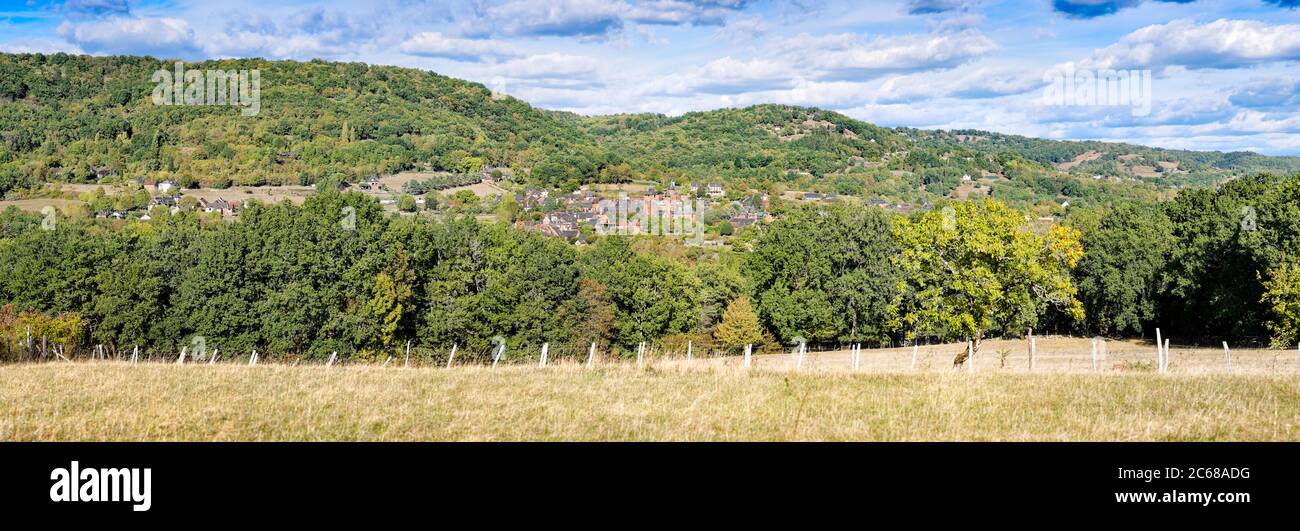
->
(176, 346, 187, 365)
(404, 340, 411, 368)
(209, 349, 219, 365)
(492, 343, 504, 368)
(967, 340, 974, 374)
(1155, 328, 1164, 373)
(637, 342, 645, 367)
(539, 343, 549, 368)
(1163, 339, 1170, 373)
(446, 344, 457, 369)
(1029, 331, 1037, 371)
(796, 341, 806, 371)
(1223, 341, 1231, 369)
(1090, 338, 1097, 371)
(587, 342, 596, 368)
(382, 356, 392, 367)
(686, 340, 693, 361)
(326, 351, 336, 368)
(131, 345, 139, 364)
(743, 343, 752, 369)
(911, 342, 919, 370)
(249, 349, 258, 366)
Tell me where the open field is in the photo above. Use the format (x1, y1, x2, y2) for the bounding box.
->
(2, 360, 1299, 441)
(702, 337, 1300, 374)
(0, 197, 87, 213)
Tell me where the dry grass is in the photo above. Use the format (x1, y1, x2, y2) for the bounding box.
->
(693, 337, 1300, 374)
(3, 360, 1298, 441)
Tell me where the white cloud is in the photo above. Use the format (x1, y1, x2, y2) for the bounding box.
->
(57, 17, 200, 58)
(783, 29, 998, 80)
(876, 64, 1043, 103)
(399, 32, 521, 62)
(1080, 19, 1300, 71)
(487, 53, 604, 88)
(642, 56, 797, 95)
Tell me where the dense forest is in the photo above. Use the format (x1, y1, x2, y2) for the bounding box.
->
(6, 52, 1300, 209)
(3, 171, 1299, 361)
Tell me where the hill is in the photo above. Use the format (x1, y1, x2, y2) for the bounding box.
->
(4, 52, 1300, 209)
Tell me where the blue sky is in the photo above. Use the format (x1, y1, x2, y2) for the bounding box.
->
(3, 0, 1300, 154)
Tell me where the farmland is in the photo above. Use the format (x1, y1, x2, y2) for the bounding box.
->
(2, 338, 1298, 441)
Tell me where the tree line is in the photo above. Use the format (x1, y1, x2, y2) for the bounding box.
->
(2, 173, 1298, 362)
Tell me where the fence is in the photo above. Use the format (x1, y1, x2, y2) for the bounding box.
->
(6, 329, 1300, 375)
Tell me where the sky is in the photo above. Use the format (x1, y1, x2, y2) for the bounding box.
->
(2, 0, 1300, 154)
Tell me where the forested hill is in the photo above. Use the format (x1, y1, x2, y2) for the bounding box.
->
(4, 52, 1300, 205)
(0, 52, 599, 193)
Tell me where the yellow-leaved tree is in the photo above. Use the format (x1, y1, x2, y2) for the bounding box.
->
(890, 199, 1085, 357)
(714, 297, 765, 350)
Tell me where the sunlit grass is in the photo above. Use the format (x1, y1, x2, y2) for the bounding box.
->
(2, 361, 1298, 441)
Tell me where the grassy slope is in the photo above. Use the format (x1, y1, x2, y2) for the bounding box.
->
(3, 363, 1298, 441)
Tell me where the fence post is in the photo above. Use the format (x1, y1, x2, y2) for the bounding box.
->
(1223, 341, 1231, 369)
(687, 340, 693, 361)
(796, 341, 806, 371)
(404, 340, 411, 368)
(492, 343, 504, 368)
(209, 349, 219, 365)
(1090, 338, 1097, 371)
(1031, 334, 1037, 371)
(176, 346, 187, 365)
(911, 342, 919, 370)
(383, 356, 392, 367)
(539, 342, 549, 368)
(637, 342, 645, 367)
(132, 345, 139, 364)
(446, 344, 457, 369)
(1155, 328, 1164, 373)
(327, 351, 337, 368)
(249, 349, 258, 366)
(743, 343, 752, 369)
(1163, 339, 1170, 373)
(967, 340, 974, 374)
(587, 342, 596, 368)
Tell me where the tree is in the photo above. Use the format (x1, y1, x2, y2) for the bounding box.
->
(398, 194, 417, 212)
(891, 199, 1084, 354)
(714, 297, 764, 350)
(1068, 201, 1173, 336)
(1262, 260, 1300, 348)
(746, 204, 899, 343)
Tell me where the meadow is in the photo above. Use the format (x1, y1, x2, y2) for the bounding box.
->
(3, 339, 1298, 441)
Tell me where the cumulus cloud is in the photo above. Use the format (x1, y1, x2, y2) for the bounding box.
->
(1078, 19, 1300, 70)
(783, 29, 998, 80)
(486, 0, 626, 37)
(642, 56, 797, 95)
(57, 16, 201, 58)
(1228, 78, 1300, 112)
(876, 64, 1043, 103)
(484, 53, 605, 89)
(400, 32, 521, 62)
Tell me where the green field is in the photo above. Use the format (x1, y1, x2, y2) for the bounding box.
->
(2, 363, 1298, 441)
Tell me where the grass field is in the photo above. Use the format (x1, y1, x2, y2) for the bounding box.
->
(3, 359, 1298, 441)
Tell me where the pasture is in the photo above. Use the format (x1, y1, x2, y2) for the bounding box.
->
(2, 337, 1298, 441)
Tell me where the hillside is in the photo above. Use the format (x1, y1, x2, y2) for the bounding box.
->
(3, 52, 1300, 209)
(0, 52, 598, 194)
